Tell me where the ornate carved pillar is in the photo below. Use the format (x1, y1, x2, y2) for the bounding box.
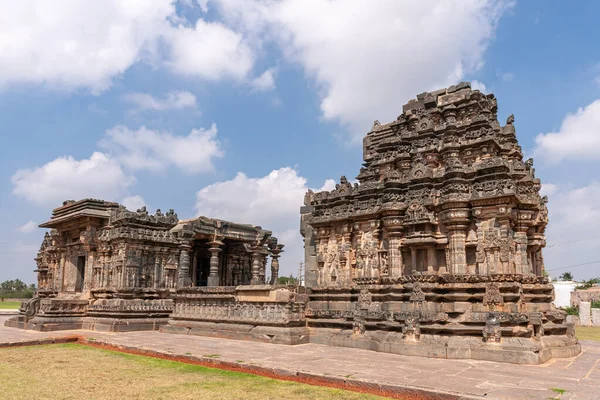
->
(251, 248, 263, 285)
(441, 205, 470, 275)
(383, 216, 404, 277)
(514, 228, 529, 275)
(154, 253, 161, 288)
(447, 229, 467, 274)
(191, 249, 198, 287)
(207, 240, 223, 287)
(57, 251, 66, 292)
(340, 225, 352, 284)
(269, 245, 284, 285)
(178, 245, 192, 287)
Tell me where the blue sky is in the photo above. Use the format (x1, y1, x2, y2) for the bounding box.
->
(1, 0, 600, 284)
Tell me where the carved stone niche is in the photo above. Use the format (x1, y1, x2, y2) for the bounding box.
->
(403, 311, 421, 341)
(483, 312, 502, 343)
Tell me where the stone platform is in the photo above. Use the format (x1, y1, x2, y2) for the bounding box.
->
(1, 316, 598, 400)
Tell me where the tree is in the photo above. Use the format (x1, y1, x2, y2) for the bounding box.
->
(560, 272, 573, 281)
(277, 274, 297, 285)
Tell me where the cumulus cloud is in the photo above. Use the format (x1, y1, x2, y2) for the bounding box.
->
(165, 19, 254, 81)
(543, 182, 600, 280)
(195, 167, 333, 275)
(210, 0, 512, 139)
(0, 1, 259, 92)
(122, 90, 197, 111)
(17, 221, 38, 234)
(101, 124, 223, 173)
(0, 1, 174, 92)
(471, 80, 488, 92)
(540, 183, 558, 197)
(250, 67, 277, 91)
(534, 99, 600, 163)
(11, 152, 134, 207)
(121, 195, 147, 211)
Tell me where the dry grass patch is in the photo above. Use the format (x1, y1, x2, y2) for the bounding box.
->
(576, 327, 600, 342)
(0, 344, 387, 400)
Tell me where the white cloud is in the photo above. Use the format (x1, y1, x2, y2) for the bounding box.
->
(121, 195, 147, 211)
(501, 72, 514, 82)
(12, 152, 134, 207)
(211, 0, 511, 139)
(17, 221, 38, 234)
(194, 167, 333, 275)
(0, 1, 260, 92)
(540, 183, 558, 197)
(165, 19, 254, 81)
(122, 90, 197, 111)
(471, 80, 487, 92)
(101, 124, 223, 174)
(0, 1, 175, 93)
(534, 99, 600, 163)
(250, 67, 277, 91)
(543, 182, 600, 280)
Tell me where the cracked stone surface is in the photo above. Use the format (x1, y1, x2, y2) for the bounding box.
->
(1, 316, 598, 399)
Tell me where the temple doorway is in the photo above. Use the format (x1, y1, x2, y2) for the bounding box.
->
(192, 240, 211, 286)
(75, 256, 86, 292)
(195, 256, 210, 286)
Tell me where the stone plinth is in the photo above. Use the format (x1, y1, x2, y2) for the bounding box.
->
(592, 308, 600, 327)
(306, 276, 580, 364)
(162, 286, 309, 345)
(580, 301, 591, 326)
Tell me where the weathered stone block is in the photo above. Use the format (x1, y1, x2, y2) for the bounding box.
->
(591, 308, 600, 327)
(580, 302, 591, 326)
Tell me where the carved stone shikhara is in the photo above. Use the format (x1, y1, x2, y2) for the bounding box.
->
(301, 82, 579, 364)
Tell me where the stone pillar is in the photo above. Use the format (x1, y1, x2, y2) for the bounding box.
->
(447, 229, 467, 274)
(513, 229, 530, 274)
(178, 245, 192, 287)
(410, 247, 417, 274)
(251, 249, 262, 285)
(383, 216, 404, 277)
(580, 301, 591, 326)
(154, 254, 161, 288)
(388, 236, 403, 277)
(269, 245, 284, 285)
(441, 206, 470, 275)
(191, 250, 198, 287)
(57, 252, 66, 292)
(207, 240, 223, 287)
(427, 247, 436, 274)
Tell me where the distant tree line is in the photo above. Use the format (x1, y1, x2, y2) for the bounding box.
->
(277, 275, 297, 285)
(0, 279, 36, 300)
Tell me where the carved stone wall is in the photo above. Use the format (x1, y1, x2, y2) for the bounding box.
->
(302, 82, 548, 286)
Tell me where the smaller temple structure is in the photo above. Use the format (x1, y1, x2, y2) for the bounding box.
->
(6, 199, 302, 340)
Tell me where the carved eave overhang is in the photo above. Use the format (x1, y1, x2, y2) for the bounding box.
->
(174, 216, 273, 244)
(39, 198, 119, 229)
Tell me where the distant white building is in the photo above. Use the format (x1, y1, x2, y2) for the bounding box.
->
(553, 281, 578, 308)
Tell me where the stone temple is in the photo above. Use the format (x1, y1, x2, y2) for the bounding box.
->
(299, 82, 579, 363)
(7, 82, 579, 364)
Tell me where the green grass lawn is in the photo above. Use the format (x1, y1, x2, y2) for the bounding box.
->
(0, 301, 21, 309)
(576, 326, 600, 342)
(0, 344, 388, 400)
